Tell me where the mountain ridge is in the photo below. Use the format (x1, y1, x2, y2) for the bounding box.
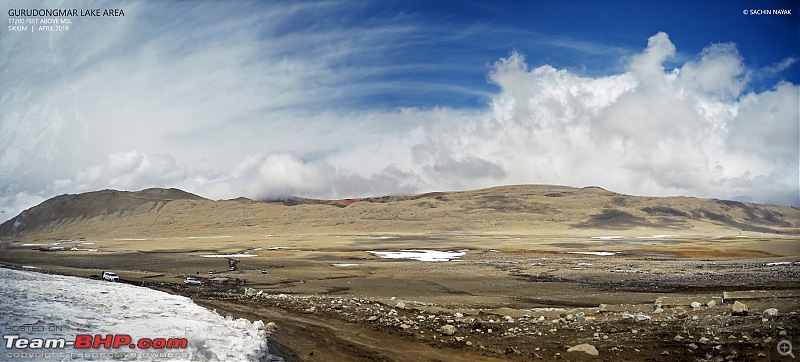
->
(2, 185, 798, 239)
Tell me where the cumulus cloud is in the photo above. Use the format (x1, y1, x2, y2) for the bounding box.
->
(1, 1, 797, 225)
(53, 151, 190, 193)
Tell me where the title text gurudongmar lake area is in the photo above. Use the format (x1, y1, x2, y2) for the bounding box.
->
(8, 8, 124, 17)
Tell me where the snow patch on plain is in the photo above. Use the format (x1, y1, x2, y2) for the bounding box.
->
(764, 261, 799, 266)
(201, 254, 256, 258)
(567, 251, 621, 256)
(369, 250, 467, 262)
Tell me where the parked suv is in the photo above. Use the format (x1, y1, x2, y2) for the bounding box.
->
(102, 271, 119, 282)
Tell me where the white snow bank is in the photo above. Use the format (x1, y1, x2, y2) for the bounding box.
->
(0, 268, 269, 361)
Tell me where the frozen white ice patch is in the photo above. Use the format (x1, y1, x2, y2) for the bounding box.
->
(590, 236, 624, 240)
(201, 254, 257, 258)
(636, 235, 677, 239)
(69, 246, 99, 252)
(567, 251, 621, 256)
(0, 268, 269, 361)
(369, 249, 468, 262)
(764, 261, 798, 266)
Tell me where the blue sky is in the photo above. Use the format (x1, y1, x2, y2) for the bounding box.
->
(240, 0, 798, 109)
(1, 0, 798, 220)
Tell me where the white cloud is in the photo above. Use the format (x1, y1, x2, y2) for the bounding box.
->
(51, 151, 190, 193)
(762, 57, 797, 74)
(678, 43, 748, 100)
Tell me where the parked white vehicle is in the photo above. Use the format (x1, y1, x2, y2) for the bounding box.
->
(184, 277, 201, 285)
(102, 271, 119, 282)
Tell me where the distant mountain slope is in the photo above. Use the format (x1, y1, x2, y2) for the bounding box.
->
(0, 188, 205, 236)
(1, 185, 798, 239)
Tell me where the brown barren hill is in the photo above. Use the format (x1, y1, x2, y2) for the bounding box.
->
(1, 185, 799, 240)
(0, 188, 206, 237)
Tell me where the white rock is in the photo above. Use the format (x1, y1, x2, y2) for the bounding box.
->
(691, 302, 702, 309)
(763, 308, 778, 316)
(440, 324, 457, 336)
(731, 301, 748, 316)
(567, 343, 599, 357)
(707, 300, 717, 307)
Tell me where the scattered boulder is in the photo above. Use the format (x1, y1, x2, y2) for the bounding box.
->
(731, 301, 748, 316)
(440, 324, 457, 336)
(699, 337, 711, 344)
(763, 308, 778, 316)
(691, 302, 702, 309)
(396, 300, 406, 309)
(567, 343, 599, 357)
(707, 300, 717, 308)
(265, 322, 278, 333)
